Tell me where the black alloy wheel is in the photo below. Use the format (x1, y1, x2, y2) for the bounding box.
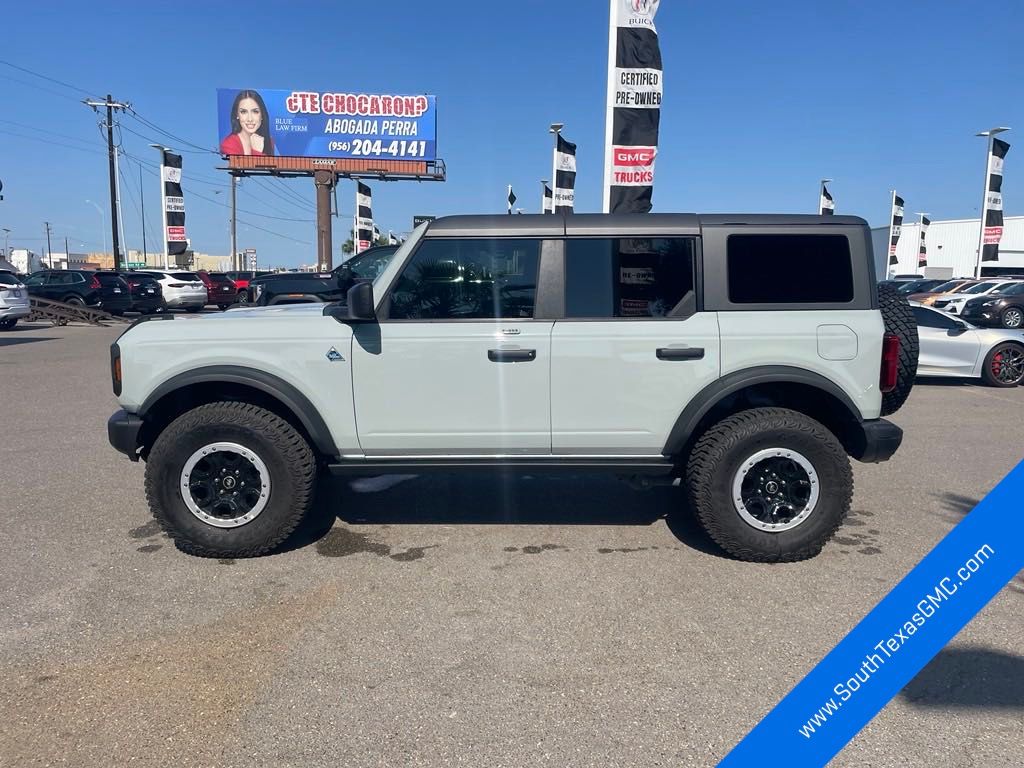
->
(982, 343, 1024, 387)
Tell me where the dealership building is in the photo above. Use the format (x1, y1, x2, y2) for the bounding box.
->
(871, 215, 1024, 280)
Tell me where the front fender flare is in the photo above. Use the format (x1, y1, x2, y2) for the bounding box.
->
(139, 365, 339, 458)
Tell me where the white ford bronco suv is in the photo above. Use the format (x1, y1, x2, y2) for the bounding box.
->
(108, 214, 917, 562)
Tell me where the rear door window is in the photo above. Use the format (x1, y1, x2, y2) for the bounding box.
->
(564, 238, 696, 318)
(727, 234, 853, 304)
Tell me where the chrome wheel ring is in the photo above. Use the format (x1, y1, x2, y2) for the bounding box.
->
(731, 448, 819, 532)
(180, 442, 271, 528)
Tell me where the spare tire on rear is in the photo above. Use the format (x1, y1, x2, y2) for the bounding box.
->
(878, 282, 918, 415)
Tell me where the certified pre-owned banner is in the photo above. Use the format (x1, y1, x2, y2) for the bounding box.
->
(981, 138, 1010, 262)
(888, 193, 904, 265)
(217, 88, 437, 161)
(603, 0, 662, 213)
(719, 461, 1024, 767)
(160, 150, 187, 257)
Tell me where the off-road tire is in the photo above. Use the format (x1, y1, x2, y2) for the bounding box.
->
(144, 401, 317, 557)
(877, 282, 918, 415)
(686, 407, 853, 562)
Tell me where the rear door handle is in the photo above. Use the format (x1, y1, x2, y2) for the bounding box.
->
(656, 346, 705, 361)
(488, 348, 536, 362)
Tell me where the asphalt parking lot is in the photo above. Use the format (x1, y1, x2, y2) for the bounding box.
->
(1, 320, 1022, 767)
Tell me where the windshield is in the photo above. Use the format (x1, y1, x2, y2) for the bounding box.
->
(896, 280, 926, 294)
(962, 281, 998, 294)
(343, 247, 399, 280)
(930, 280, 966, 293)
(0, 272, 21, 286)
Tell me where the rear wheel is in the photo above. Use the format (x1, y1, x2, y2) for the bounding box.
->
(145, 402, 317, 557)
(63, 295, 84, 306)
(877, 282, 919, 415)
(236, 291, 249, 306)
(981, 342, 1024, 387)
(1000, 307, 1023, 329)
(686, 407, 852, 562)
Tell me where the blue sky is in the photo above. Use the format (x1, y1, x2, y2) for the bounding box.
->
(2, 0, 1022, 267)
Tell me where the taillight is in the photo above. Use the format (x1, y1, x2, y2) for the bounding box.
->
(110, 343, 122, 396)
(880, 333, 900, 393)
(90, 275, 102, 289)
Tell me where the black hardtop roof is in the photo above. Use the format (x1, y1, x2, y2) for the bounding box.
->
(424, 213, 868, 238)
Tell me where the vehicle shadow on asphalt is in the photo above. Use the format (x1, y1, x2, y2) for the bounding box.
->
(900, 646, 1024, 710)
(0, 336, 59, 347)
(277, 474, 727, 558)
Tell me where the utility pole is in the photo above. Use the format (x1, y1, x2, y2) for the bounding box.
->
(65, 237, 69, 266)
(44, 221, 53, 268)
(84, 95, 130, 271)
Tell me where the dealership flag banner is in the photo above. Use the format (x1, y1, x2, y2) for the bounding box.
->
(542, 183, 553, 214)
(918, 215, 930, 267)
(355, 182, 373, 253)
(507, 185, 517, 214)
(819, 183, 835, 215)
(603, 0, 662, 213)
(720, 460, 1024, 767)
(981, 138, 1010, 262)
(888, 193, 904, 266)
(160, 151, 187, 257)
(553, 135, 577, 213)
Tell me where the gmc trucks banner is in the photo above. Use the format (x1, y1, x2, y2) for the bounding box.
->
(216, 88, 437, 161)
(160, 150, 187, 256)
(981, 138, 1010, 262)
(603, 0, 663, 214)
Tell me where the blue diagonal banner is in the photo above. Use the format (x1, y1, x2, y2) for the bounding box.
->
(720, 460, 1024, 767)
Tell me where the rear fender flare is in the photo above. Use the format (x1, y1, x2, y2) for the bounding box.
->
(662, 366, 862, 456)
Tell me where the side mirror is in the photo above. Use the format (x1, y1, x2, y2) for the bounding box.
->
(951, 320, 968, 334)
(347, 281, 375, 320)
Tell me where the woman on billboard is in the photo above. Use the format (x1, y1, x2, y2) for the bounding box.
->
(220, 90, 275, 156)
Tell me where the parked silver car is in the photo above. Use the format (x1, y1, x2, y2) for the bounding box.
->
(913, 304, 1024, 386)
(0, 271, 31, 329)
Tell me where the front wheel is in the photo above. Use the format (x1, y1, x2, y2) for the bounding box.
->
(1000, 307, 1023, 329)
(144, 402, 317, 557)
(686, 407, 852, 562)
(236, 291, 250, 306)
(982, 343, 1024, 387)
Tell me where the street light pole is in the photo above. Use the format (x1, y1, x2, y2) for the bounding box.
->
(974, 127, 1010, 279)
(1, 228, 10, 259)
(86, 200, 106, 255)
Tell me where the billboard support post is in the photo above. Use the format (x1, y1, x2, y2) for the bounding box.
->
(230, 174, 238, 271)
(315, 170, 335, 272)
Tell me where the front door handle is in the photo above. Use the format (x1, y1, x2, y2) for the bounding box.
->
(656, 346, 705, 361)
(488, 348, 537, 362)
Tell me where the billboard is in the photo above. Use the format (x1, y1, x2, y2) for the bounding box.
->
(217, 88, 436, 162)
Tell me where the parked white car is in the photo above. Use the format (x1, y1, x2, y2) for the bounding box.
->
(913, 304, 1024, 386)
(931, 279, 1022, 315)
(138, 270, 207, 312)
(0, 271, 31, 329)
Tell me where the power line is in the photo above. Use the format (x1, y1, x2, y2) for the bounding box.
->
(124, 108, 217, 154)
(119, 120, 212, 155)
(0, 73, 89, 103)
(0, 127, 107, 156)
(0, 59, 97, 97)
(0, 118, 104, 149)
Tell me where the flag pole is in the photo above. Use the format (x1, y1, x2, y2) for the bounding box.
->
(601, 0, 616, 213)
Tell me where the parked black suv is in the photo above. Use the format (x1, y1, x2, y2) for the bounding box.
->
(251, 245, 399, 306)
(961, 282, 1024, 328)
(24, 270, 100, 306)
